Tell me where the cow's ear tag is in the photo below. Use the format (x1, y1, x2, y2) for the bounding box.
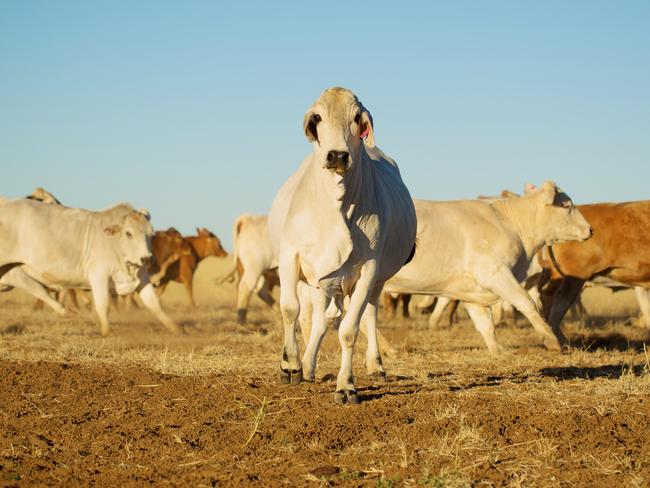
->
(359, 127, 369, 140)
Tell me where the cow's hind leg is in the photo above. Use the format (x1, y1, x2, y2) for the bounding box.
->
(634, 287, 650, 328)
(464, 302, 502, 354)
(547, 277, 585, 344)
(278, 251, 302, 384)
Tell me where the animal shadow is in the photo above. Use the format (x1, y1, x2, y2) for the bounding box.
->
(0, 323, 25, 335)
(568, 330, 650, 352)
(540, 363, 647, 381)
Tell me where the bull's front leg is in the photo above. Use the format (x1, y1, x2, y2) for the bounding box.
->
(137, 282, 183, 334)
(301, 284, 329, 381)
(478, 266, 561, 351)
(89, 275, 111, 336)
(278, 250, 302, 384)
(335, 260, 377, 405)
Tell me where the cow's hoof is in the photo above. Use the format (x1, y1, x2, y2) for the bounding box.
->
(334, 389, 360, 405)
(280, 368, 303, 385)
(369, 371, 388, 382)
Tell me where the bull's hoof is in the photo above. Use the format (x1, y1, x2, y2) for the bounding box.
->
(334, 389, 360, 405)
(280, 369, 291, 384)
(237, 309, 247, 325)
(369, 371, 388, 382)
(280, 368, 303, 385)
(291, 368, 303, 385)
(544, 337, 562, 352)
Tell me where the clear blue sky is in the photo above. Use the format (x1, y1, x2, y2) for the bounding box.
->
(2, 1, 649, 248)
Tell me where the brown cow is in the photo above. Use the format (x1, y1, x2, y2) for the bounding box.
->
(540, 201, 650, 344)
(152, 227, 227, 306)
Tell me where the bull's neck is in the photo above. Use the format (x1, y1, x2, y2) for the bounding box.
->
(327, 149, 369, 220)
(492, 197, 544, 259)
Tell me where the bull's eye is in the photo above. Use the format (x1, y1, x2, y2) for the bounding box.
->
(354, 113, 361, 124)
(126, 231, 133, 238)
(312, 114, 321, 124)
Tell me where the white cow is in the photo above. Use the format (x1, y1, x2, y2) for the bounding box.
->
(383, 182, 592, 353)
(219, 214, 278, 324)
(268, 87, 417, 404)
(0, 198, 181, 336)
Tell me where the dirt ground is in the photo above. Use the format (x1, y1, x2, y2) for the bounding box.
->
(1, 258, 650, 487)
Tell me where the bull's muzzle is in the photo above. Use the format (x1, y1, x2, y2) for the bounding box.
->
(326, 150, 350, 175)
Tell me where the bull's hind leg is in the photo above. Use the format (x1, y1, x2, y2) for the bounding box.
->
(236, 270, 259, 325)
(464, 303, 502, 354)
(278, 251, 302, 384)
(2, 267, 66, 316)
(478, 267, 561, 351)
(362, 285, 387, 381)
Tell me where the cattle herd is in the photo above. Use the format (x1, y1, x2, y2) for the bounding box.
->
(2, 86, 649, 405)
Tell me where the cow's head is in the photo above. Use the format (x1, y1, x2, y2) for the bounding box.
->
(525, 181, 592, 245)
(195, 227, 228, 257)
(104, 209, 154, 273)
(303, 87, 374, 176)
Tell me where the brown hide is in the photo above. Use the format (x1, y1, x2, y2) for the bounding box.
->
(547, 201, 650, 286)
(151, 228, 227, 307)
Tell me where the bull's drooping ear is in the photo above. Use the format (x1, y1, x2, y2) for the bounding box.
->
(303, 111, 320, 143)
(539, 180, 557, 205)
(137, 208, 151, 221)
(104, 225, 121, 236)
(359, 109, 375, 147)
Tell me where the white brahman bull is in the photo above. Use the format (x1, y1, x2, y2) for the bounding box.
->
(268, 87, 417, 404)
(0, 198, 181, 336)
(383, 182, 592, 353)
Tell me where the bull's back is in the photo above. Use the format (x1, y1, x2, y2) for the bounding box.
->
(0, 200, 87, 281)
(552, 202, 650, 281)
(386, 199, 518, 295)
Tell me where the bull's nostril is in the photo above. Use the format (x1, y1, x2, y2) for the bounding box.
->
(327, 151, 334, 162)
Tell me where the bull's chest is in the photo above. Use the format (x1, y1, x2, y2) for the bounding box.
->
(111, 269, 140, 295)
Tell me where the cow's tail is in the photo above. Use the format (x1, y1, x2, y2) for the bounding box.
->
(216, 215, 245, 284)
